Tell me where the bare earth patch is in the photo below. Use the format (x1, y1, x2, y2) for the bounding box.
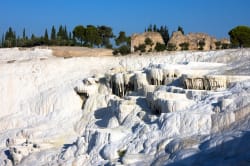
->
(50, 46, 113, 57)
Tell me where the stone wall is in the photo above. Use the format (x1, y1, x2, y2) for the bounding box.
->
(168, 31, 230, 51)
(131, 32, 165, 52)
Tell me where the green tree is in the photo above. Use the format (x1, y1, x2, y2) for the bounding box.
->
(147, 24, 169, 45)
(22, 28, 26, 40)
(167, 43, 176, 51)
(134, 44, 146, 53)
(50, 26, 56, 45)
(64, 25, 68, 40)
(178, 26, 184, 34)
(115, 31, 130, 46)
(98, 25, 114, 48)
(145, 37, 153, 46)
(19, 28, 28, 47)
(44, 29, 49, 45)
(57, 25, 68, 45)
(118, 45, 131, 55)
(85, 25, 101, 47)
(147, 24, 153, 32)
(153, 24, 157, 32)
(4, 27, 16, 47)
(158, 26, 169, 45)
(222, 43, 229, 49)
(73, 25, 86, 46)
(228, 26, 250, 48)
(1, 34, 3, 47)
(30, 34, 43, 46)
(69, 32, 72, 40)
(155, 42, 166, 52)
(57, 25, 63, 40)
(215, 41, 221, 49)
(144, 37, 154, 52)
(198, 40, 205, 50)
(114, 31, 131, 55)
(67, 31, 75, 46)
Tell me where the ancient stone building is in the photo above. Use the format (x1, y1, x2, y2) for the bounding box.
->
(168, 31, 230, 51)
(131, 32, 165, 52)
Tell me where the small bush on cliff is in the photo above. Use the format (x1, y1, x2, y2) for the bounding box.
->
(222, 43, 229, 49)
(113, 45, 130, 56)
(155, 42, 166, 52)
(179, 42, 189, 50)
(215, 41, 221, 49)
(198, 40, 205, 50)
(144, 37, 153, 46)
(167, 43, 176, 51)
(134, 44, 146, 53)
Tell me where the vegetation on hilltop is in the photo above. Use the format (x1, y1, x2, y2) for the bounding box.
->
(229, 26, 250, 48)
(1, 24, 249, 55)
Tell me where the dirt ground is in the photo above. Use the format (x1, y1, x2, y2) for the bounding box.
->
(49, 46, 114, 57)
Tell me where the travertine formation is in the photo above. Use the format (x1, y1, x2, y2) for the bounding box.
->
(131, 32, 165, 52)
(182, 75, 227, 90)
(1, 48, 250, 166)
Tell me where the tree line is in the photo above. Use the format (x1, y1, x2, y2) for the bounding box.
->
(1, 25, 72, 48)
(1, 24, 250, 55)
(0, 25, 122, 49)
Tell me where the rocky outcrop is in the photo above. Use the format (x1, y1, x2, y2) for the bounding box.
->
(8, 139, 40, 165)
(182, 75, 250, 91)
(110, 73, 135, 97)
(131, 32, 165, 52)
(147, 68, 180, 86)
(168, 31, 220, 51)
(220, 38, 230, 45)
(147, 90, 195, 114)
(182, 75, 227, 90)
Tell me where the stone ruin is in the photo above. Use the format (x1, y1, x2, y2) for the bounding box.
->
(168, 31, 230, 51)
(131, 32, 165, 52)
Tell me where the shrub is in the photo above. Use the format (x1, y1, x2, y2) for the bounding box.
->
(155, 42, 166, 52)
(179, 42, 189, 50)
(144, 37, 153, 46)
(135, 44, 146, 53)
(112, 49, 119, 55)
(222, 43, 229, 49)
(215, 41, 221, 49)
(167, 43, 176, 51)
(198, 40, 205, 50)
(118, 45, 131, 55)
(112, 45, 130, 56)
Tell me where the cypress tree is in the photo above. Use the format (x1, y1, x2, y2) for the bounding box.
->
(1, 34, 4, 47)
(22, 28, 25, 39)
(51, 26, 56, 40)
(64, 25, 68, 40)
(2, 34, 4, 47)
(5, 27, 16, 47)
(158, 26, 169, 45)
(44, 29, 49, 45)
(51, 26, 56, 45)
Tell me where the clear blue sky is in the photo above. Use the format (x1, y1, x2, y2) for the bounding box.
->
(1, 0, 250, 39)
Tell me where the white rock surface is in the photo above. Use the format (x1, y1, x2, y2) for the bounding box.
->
(0, 48, 250, 165)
